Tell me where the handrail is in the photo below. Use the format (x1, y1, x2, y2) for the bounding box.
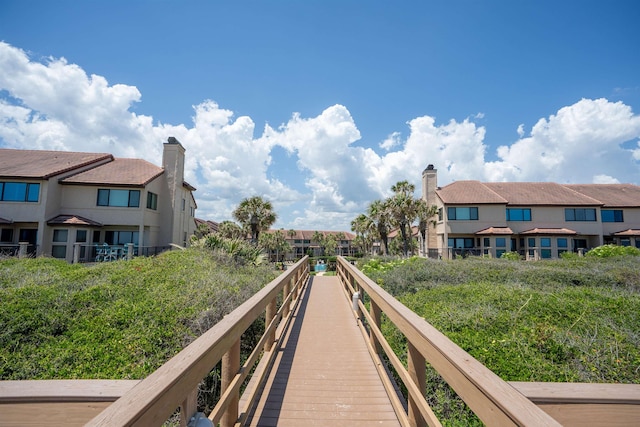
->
(336, 256, 562, 426)
(87, 256, 309, 426)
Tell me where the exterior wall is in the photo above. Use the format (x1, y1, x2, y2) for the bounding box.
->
(1, 142, 197, 262)
(421, 166, 439, 250)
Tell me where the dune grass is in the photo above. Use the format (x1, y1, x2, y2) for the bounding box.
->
(0, 248, 278, 380)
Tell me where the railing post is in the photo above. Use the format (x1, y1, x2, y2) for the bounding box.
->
(265, 297, 276, 352)
(126, 242, 134, 260)
(407, 342, 427, 427)
(221, 339, 240, 427)
(283, 277, 291, 318)
(73, 243, 81, 264)
(18, 242, 28, 258)
(369, 300, 382, 354)
(179, 387, 198, 427)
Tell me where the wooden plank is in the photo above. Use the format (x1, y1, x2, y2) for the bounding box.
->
(0, 402, 113, 427)
(509, 381, 640, 404)
(535, 403, 640, 427)
(244, 276, 402, 427)
(0, 379, 139, 403)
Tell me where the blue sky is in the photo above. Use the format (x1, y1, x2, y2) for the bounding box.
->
(1, 1, 639, 231)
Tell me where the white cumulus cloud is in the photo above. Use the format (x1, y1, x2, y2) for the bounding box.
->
(1, 41, 640, 231)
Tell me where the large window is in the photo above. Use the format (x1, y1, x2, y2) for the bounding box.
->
(1, 229, 13, 242)
(0, 182, 40, 202)
(97, 189, 140, 207)
(105, 230, 139, 245)
(52, 229, 68, 259)
(565, 208, 596, 221)
(447, 207, 478, 220)
(495, 237, 506, 248)
(506, 208, 531, 221)
(448, 238, 474, 248)
(146, 192, 158, 210)
(601, 209, 624, 223)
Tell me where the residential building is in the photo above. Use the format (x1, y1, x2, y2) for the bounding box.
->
(421, 165, 640, 259)
(0, 137, 197, 261)
(263, 229, 356, 260)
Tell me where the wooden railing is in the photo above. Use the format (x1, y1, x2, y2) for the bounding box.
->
(0, 256, 309, 427)
(336, 256, 640, 427)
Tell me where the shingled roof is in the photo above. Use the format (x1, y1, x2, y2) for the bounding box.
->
(564, 184, 640, 207)
(0, 149, 112, 179)
(60, 158, 164, 187)
(436, 181, 620, 206)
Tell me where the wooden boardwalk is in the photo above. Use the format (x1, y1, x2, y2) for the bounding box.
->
(244, 275, 402, 426)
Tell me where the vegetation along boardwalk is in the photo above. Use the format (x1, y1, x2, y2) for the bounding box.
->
(244, 275, 401, 426)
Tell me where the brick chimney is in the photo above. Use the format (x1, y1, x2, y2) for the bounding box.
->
(421, 164, 438, 251)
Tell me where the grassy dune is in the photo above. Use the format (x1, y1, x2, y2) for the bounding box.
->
(0, 248, 277, 380)
(362, 255, 640, 424)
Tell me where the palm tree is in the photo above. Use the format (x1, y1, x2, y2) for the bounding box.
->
(417, 201, 439, 257)
(232, 196, 277, 244)
(368, 199, 391, 256)
(287, 229, 297, 259)
(217, 220, 244, 239)
(388, 180, 420, 257)
(351, 213, 375, 255)
(312, 231, 325, 256)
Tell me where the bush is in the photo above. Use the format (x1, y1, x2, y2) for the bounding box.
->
(500, 251, 522, 261)
(586, 244, 640, 258)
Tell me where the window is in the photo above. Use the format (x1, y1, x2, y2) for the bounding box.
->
(540, 238, 551, 248)
(448, 238, 474, 248)
(147, 192, 158, 210)
(541, 249, 552, 259)
(565, 208, 596, 221)
(182, 198, 186, 211)
(1, 229, 13, 242)
(438, 208, 443, 221)
(495, 238, 506, 248)
(0, 182, 40, 202)
(621, 238, 631, 247)
(52, 229, 68, 259)
(76, 230, 87, 243)
(53, 230, 68, 242)
(105, 230, 139, 245)
(557, 238, 568, 248)
(496, 250, 506, 258)
(483, 238, 490, 247)
(601, 209, 623, 223)
(528, 238, 536, 247)
(506, 208, 531, 221)
(447, 207, 478, 220)
(97, 189, 140, 207)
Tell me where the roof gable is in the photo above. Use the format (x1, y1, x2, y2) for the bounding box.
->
(0, 149, 112, 179)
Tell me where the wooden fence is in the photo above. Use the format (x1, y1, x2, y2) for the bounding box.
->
(335, 256, 640, 427)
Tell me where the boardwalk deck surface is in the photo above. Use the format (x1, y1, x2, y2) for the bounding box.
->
(244, 275, 401, 426)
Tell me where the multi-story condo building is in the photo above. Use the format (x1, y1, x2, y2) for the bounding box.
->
(0, 137, 197, 262)
(422, 165, 640, 259)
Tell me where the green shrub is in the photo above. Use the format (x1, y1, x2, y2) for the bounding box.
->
(586, 244, 640, 258)
(500, 251, 522, 260)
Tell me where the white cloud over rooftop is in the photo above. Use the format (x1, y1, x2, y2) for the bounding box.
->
(1, 41, 639, 231)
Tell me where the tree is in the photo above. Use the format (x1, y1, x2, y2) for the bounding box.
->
(351, 213, 375, 255)
(368, 199, 391, 256)
(388, 180, 420, 257)
(312, 231, 326, 256)
(217, 220, 245, 239)
(232, 196, 277, 245)
(417, 201, 438, 257)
